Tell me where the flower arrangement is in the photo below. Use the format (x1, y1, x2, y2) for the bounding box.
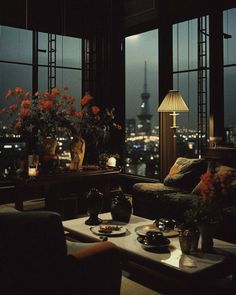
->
(1, 87, 121, 154)
(75, 92, 122, 147)
(184, 170, 233, 225)
(1, 86, 77, 140)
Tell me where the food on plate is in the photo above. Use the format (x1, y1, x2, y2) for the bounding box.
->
(99, 225, 121, 233)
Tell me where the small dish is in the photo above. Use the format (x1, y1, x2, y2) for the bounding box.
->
(137, 236, 170, 250)
(90, 225, 127, 236)
(135, 224, 179, 238)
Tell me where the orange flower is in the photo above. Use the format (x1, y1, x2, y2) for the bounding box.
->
(91, 105, 100, 115)
(20, 108, 30, 117)
(51, 87, 60, 96)
(15, 87, 23, 95)
(68, 96, 75, 103)
(5, 89, 14, 99)
(80, 92, 93, 106)
(9, 103, 18, 111)
(40, 100, 53, 110)
(0, 107, 7, 113)
(21, 99, 31, 108)
(75, 111, 83, 118)
(34, 91, 40, 97)
(25, 92, 31, 99)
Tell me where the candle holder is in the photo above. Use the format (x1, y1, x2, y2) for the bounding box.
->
(85, 188, 103, 225)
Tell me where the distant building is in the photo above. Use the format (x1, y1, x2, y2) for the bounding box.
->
(137, 61, 152, 135)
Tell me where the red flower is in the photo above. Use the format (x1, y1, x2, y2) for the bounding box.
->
(91, 105, 100, 115)
(5, 89, 14, 99)
(80, 92, 93, 106)
(20, 108, 30, 117)
(9, 103, 18, 111)
(15, 86, 23, 95)
(21, 99, 31, 108)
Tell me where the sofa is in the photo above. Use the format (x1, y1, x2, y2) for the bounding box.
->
(132, 157, 236, 244)
(0, 210, 121, 295)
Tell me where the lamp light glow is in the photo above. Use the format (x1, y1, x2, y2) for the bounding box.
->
(157, 90, 189, 128)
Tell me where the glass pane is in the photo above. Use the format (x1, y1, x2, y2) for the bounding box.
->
(57, 35, 82, 68)
(125, 30, 159, 178)
(224, 66, 236, 146)
(38, 32, 48, 65)
(38, 67, 82, 106)
(173, 19, 198, 72)
(38, 33, 82, 68)
(0, 26, 32, 63)
(0, 63, 32, 130)
(173, 71, 208, 158)
(223, 8, 236, 65)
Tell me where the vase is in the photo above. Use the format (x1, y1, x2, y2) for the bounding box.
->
(198, 223, 216, 253)
(85, 188, 103, 225)
(39, 137, 58, 174)
(111, 191, 132, 223)
(70, 136, 86, 170)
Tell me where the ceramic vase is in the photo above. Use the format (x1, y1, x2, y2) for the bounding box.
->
(70, 136, 86, 169)
(85, 188, 103, 225)
(111, 191, 132, 223)
(198, 223, 216, 253)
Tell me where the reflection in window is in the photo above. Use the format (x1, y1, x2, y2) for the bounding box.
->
(125, 30, 159, 178)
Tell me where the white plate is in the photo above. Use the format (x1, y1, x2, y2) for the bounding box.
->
(90, 225, 127, 236)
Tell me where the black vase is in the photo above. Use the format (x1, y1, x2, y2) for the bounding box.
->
(111, 191, 132, 223)
(85, 188, 103, 225)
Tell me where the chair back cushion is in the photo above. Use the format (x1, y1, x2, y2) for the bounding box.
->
(0, 211, 67, 293)
(164, 157, 207, 191)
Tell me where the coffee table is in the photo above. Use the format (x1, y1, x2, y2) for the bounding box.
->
(63, 213, 236, 290)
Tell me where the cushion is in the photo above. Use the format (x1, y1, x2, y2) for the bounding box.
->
(133, 182, 179, 195)
(192, 165, 236, 197)
(164, 157, 207, 191)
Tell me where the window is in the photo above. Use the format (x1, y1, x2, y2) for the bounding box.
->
(125, 30, 159, 178)
(224, 8, 236, 146)
(173, 17, 209, 157)
(0, 25, 82, 173)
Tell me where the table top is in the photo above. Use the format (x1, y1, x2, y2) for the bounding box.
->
(63, 213, 236, 278)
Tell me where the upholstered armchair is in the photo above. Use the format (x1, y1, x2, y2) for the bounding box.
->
(132, 157, 207, 221)
(0, 211, 121, 295)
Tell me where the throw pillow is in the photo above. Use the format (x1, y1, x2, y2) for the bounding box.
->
(164, 157, 207, 191)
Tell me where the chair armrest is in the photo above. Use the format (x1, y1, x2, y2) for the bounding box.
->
(63, 241, 121, 295)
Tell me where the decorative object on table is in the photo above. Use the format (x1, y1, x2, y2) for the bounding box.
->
(110, 190, 132, 223)
(27, 154, 39, 177)
(1, 86, 78, 173)
(154, 218, 176, 231)
(85, 188, 103, 225)
(90, 225, 127, 236)
(70, 135, 86, 170)
(137, 231, 170, 250)
(99, 153, 120, 168)
(39, 137, 59, 173)
(135, 224, 179, 238)
(178, 228, 194, 254)
(76, 92, 122, 165)
(184, 165, 235, 252)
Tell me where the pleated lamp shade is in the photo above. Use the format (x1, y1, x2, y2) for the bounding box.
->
(158, 90, 189, 112)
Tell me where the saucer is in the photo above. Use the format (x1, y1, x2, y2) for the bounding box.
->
(137, 236, 170, 250)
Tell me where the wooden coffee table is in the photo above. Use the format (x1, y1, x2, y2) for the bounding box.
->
(63, 213, 236, 291)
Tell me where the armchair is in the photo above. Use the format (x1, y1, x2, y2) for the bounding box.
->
(0, 211, 121, 295)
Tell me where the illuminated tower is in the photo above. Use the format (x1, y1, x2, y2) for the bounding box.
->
(137, 61, 152, 135)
